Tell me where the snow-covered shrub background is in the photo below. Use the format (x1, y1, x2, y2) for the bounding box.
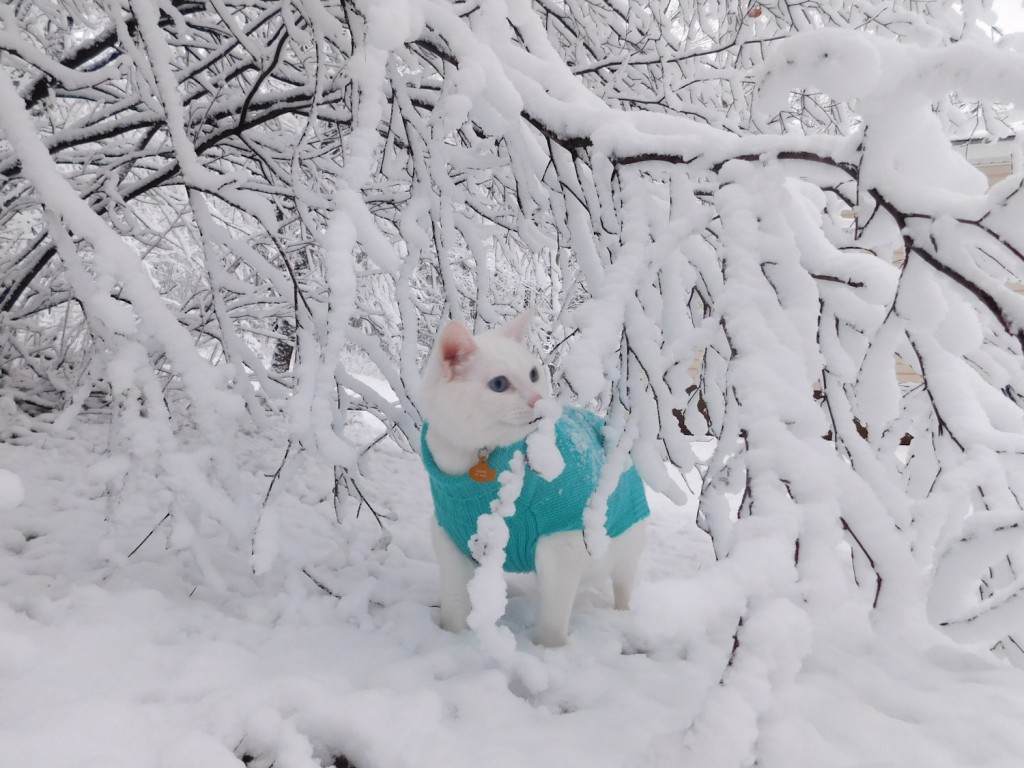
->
(4, 0, 1024, 765)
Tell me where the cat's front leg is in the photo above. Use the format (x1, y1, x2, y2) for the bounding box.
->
(534, 531, 590, 647)
(431, 517, 476, 632)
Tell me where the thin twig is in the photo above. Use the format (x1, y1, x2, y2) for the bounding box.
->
(128, 512, 171, 558)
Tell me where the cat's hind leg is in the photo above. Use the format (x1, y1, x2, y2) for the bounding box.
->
(610, 519, 647, 610)
(534, 531, 590, 647)
(431, 518, 476, 633)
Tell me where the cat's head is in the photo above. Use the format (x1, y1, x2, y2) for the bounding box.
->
(419, 312, 550, 451)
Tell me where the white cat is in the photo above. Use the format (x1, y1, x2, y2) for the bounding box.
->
(418, 313, 648, 648)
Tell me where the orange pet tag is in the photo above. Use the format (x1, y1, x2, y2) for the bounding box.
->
(468, 454, 497, 483)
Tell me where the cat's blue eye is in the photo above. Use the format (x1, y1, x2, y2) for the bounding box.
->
(488, 376, 510, 393)
(530, 367, 539, 383)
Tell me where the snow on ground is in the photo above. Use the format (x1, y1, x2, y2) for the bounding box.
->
(0, 406, 714, 768)
(2, 403, 1024, 767)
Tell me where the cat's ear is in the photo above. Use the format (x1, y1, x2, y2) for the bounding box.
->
(437, 320, 477, 379)
(499, 309, 533, 342)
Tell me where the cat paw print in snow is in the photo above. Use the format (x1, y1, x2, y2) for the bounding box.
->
(0, 469, 25, 511)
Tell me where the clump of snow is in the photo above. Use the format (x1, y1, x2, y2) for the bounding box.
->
(758, 30, 884, 114)
(525, 398, 564, 481)
(0, 469, 24, 511)
(465, 451, 547, 693)
(582, 414, 639, 559)
(364, 0, 425, 51)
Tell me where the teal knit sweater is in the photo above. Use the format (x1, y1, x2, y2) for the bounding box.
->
(421, 407, 650, 573)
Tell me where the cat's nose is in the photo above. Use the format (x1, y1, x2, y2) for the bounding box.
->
(526, 392, 543, 408)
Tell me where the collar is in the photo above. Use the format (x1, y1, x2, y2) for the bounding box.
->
(420, 422, 526, 483)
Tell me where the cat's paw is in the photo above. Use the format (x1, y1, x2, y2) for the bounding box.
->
(438, 606, 470, 633)
(535, 626, 568, 648)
